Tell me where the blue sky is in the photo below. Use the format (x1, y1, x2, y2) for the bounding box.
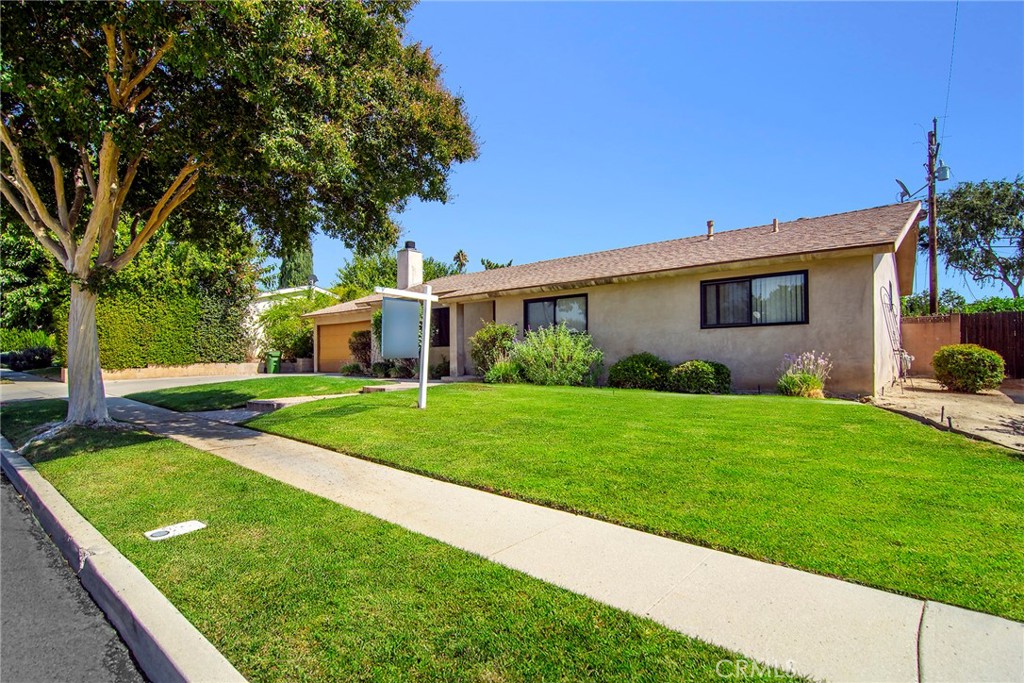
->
(309, 1, 1023, 299)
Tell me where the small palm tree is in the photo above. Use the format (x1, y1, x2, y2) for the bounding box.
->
(453, 249, 469, 273)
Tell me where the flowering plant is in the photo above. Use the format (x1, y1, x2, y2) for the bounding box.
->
(777, 351, 832, 398)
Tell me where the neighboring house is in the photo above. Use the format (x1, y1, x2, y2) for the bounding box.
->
(249, 286, 340, 358)
(306, 202, 921, 395)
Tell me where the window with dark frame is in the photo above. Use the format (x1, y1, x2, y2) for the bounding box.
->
(431, 307, 450, 346)
(701, 271, 808, 328)
(524, 294, 588, 332)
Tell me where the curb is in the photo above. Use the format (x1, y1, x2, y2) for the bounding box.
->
(1, 438, 246, 683)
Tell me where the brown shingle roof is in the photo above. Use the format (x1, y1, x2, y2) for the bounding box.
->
(308, 202, 920, 316)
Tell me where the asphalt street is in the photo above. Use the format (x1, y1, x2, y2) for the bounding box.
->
(1, 476, 144, 683)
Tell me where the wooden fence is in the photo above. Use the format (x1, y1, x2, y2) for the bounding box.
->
(960, 312, 1023, 379)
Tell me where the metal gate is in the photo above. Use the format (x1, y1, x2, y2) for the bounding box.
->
(960, 312, 1023, 378)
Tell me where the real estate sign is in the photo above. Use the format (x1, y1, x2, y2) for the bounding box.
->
(381, 297, 421, 359)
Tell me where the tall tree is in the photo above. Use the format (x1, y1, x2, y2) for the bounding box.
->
(278, 237, 315, 289)
(453, 249, 468, 273)
(334, 249, 460, 300)
(481, 258, 513, 270)
(1, 1, 477, 425)
(925, 177, 1024, 298)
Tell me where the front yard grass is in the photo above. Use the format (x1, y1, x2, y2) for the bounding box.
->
(249, 383, 1024, 621)
(126, 376, 382, 412)
(0, 400, 761, 682)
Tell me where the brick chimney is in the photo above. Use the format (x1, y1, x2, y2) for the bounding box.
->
(397, 240, 423, 289)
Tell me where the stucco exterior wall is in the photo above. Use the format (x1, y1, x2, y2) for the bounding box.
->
(486, 254, 879, 395)
(872, 252, 902, 393)
(458, 301, 495, 374)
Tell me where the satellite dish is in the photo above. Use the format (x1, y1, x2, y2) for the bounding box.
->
(895, 179, 912, 202)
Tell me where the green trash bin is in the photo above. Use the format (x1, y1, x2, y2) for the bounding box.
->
(267, 350, 282, 374)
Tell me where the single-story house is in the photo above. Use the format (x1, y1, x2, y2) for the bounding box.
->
(306, 202, 921, 395)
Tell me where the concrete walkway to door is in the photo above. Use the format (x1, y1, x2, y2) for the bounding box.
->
(90, 394, 1023, 683)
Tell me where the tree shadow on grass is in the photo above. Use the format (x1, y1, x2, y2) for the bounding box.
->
(245, 401, 380, 426)
(24, 427, 164, 466)
(128, 388, 255, 412)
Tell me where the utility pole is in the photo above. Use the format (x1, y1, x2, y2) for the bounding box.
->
(927, 117, 939, 314)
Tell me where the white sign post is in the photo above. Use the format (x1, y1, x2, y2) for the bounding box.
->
(375, 285, 438, 409)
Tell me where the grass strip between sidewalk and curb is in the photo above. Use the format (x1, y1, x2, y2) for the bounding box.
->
(246, 383, 1024, 622)
(0, 399, 793, 682)
(125, 376, 383, 412)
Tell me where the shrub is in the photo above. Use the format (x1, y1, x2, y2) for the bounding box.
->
(962, 297, 1024, 313)
(484, 355, 523, 384)
(932, 344, 1005, 393)
(388, 363, 415, 379)
(607, 352, 672, 390)
(259, 291, 335, 360)
(777, 371, 824, 398)
(469, 322, 518, 375)
(429, 356, 449, 381)
(705, 360, 732, 393)
(339, 362, 363, 376)
(54, 293, 250, 370)
(512, 323, 603, 386)
(776, 351, 832, 398)
(2, 347, 55, 371)
(0, 329, 56, 352)
(348, 330, 372, 367)
(370, 361, 393, 378)
(667, 360, 717, 394)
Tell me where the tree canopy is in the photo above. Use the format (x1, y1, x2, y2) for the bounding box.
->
(0, 0, 477, 424)
(278, 238, 315, 289)
(481, 258, 513, 270)
(333, 249, 461, 301)
(926, 177, 1024, 298)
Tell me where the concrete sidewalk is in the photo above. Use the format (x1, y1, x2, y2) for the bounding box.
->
(100, 396, 1023, 683)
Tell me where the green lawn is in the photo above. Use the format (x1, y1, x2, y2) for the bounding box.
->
(0, 400, 767, 682)
(126, 376, 382, 412)
(249, 384, 1024, 621)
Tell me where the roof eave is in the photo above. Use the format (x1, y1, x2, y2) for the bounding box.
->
(440, 242, 900, 303)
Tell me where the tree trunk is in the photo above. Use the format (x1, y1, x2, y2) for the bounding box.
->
(66, 284, 111, 425)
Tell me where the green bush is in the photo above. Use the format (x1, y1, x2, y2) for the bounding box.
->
(511, 323, 603, 387)
(667, 360, 717, 394)
(469, 322, 518, 375)
(776, 372, 824, 398)
(962, 297, 1024, 313)
(348, 330, 372, 367)
(607, 352, 672, 390)
(54, 293, 250, 370)
(2, 347, 55, 371)
(484, 356, 523, 384)
(339, 362, 363, 376)
(259, 292, 335, 360)
(705, 360, 732, 393)
(932, 344, 1005, 393)
(388, 363, 414, 379)
(370, 361, 393, 378)
(429, 356, 449, 381)
(0, 329, 56, 353)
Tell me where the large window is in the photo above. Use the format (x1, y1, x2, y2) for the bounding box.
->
(431, 307, 450, 347)
(524, 294, 588, 332)
(701, 271, 807, 328)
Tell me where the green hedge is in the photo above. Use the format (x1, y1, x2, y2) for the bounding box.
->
(54, 293, 249, 370)
(0, 328, 56, 352)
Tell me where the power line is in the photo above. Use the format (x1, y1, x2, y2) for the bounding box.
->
(940, 0, 960, 143)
